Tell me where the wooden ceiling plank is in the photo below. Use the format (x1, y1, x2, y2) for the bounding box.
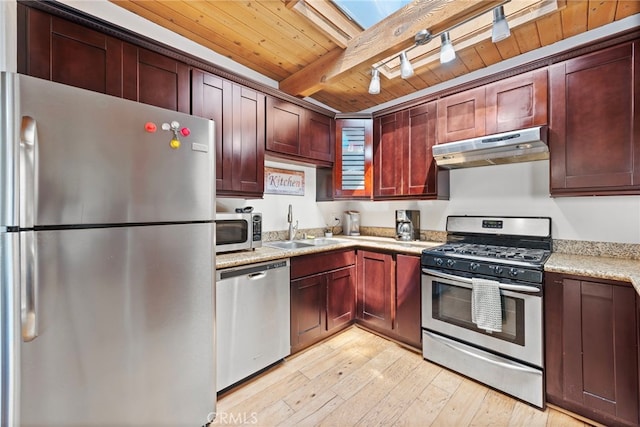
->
(587, 0, 618, 30)
(193, 1, 329, 68)
(304, 0, 363, 37)
(615, 1, 640, 20)
(456, 45, 487, 72)
(535, 11, 564, 46)
(473, 39, 504, 65)
(279, 0, 506, 97)
(252, 1, 337, 52)
(513, 21, 542, 53)
(561, 0, 589, 38)
(112, 0, 287, 79)
(289, 1, 351, 49)
(494, 33, 522, 60)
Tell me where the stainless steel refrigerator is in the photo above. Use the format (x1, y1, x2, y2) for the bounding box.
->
(0, 72, 216, 426)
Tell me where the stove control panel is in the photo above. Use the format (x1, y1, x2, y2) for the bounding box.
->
(422, 255, 543, 284)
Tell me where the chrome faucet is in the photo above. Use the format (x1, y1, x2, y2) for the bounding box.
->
(287, 204, 298, 241)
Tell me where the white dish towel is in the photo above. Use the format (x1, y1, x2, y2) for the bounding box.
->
(471, 278, 503, 333)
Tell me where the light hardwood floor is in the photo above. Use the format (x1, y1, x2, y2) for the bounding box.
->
(214, 326, 590, 426)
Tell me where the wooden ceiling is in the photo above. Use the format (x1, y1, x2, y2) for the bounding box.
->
(109, 0, 639, 113)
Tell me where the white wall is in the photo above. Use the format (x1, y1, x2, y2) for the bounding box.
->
(331, 161, 640, 244)
(4, 1, 639, 244)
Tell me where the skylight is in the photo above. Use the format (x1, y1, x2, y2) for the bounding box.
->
(332, 0, 412, 29)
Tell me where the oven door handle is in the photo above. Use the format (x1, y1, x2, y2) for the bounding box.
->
(422, 269, 540, 293)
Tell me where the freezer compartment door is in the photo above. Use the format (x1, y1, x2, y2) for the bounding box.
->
(20, 224, 215, 427)
(15, 73, 214, 226)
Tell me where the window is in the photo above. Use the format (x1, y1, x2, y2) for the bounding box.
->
(334, 118, 373, 199)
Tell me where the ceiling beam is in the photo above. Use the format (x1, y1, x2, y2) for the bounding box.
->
(279, 0, 506, 97)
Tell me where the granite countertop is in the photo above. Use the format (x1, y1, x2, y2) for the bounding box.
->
(216, 235, 640, 295)
(546, 253, 640, 293)
(215, 236, 440, 270)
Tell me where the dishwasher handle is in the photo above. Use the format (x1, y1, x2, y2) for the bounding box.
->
(218, 259, 289, 281)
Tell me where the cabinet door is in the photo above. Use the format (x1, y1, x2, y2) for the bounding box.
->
(191, 70, 229, 192)
(485, 69, 548, 135)
(18, 6, 123, 97)
(303, 111, 334, 163)
(545, 273, 639, 426)
(232, 85, 265, 196)
(327, 266, 356, 331)
(394, 255, 421, 348)
(549, 41, 640, 195)
(356, 251, 394, 330)
(123, 46, 190, 113)
(406, 102, 440, 196)
(290, 274, 325, 353)
(334, 119, 373, 199)
(192, 70, 265, 197)
(373, 112, 405, 198)
(437, 86, 486, 143)
(266, 97, 303, 156)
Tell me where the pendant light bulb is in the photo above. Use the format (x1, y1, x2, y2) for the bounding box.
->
(440, 32, 456, 64)
(492, 6, 511, 43)
(399, 52, 414, 79)
(368, 68, 380, 95)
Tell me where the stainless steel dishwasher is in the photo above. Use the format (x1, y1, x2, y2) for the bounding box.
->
(216, 258, 291, 391)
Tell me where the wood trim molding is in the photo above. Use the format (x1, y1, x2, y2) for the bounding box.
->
(17, 0, 336, 117)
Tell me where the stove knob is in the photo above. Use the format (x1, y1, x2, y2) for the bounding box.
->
(435, 258, 443, 266)
(470, 262, 479, 271)
(509, 268, 519, 277)
(493, 265, 504, 274)
(446, 259, 456, 268)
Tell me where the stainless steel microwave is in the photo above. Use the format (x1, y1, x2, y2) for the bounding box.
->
(215, 213, 262, 253)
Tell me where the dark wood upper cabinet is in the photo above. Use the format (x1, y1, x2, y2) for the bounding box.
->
(549, 41, 640, 196)
(373, 101, 447, 200)
(123, 46, 190, 113)
(266, 97, 334, 166)
(334, 118, 374, 199)
(485, 69, 548, 135)
(192, 69, 265, 198)
(303, 110, 335, 163)
(18, 6, 123, 97)
(18, 4, 190, 114)
(437, 70, 548, 144)
(545, 272, 639, 426)
(437, 86, 486, 143)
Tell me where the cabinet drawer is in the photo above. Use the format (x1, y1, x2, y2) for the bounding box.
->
(291, 249, 355, 279)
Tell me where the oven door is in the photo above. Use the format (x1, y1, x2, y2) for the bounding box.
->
(421, 268, 542, 368)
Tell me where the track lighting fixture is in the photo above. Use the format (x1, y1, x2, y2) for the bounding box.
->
(366, 2, 511, 95)
(492, 6, 511, 42)
(368, 68, 380, 94)
(439, 32, 456, 64)
(399, 52, 414, 79)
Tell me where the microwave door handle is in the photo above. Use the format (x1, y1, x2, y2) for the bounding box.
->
(422, 268, 540, 293)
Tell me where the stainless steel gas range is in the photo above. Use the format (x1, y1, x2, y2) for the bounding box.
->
(421, 216, 552, 408)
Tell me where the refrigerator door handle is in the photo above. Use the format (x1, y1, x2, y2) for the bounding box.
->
(20, 116, 37, 229)
(21, 230, 38, 341)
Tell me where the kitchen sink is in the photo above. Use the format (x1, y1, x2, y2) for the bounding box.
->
(305, 238, 342, 246)
(265, 238, 344, 250)
(265, 241, 314, 250)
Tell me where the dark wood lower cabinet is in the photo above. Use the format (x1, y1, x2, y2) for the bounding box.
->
(356, 251, 422, 349)
(290, 250, 356, 353)
(545, 272, 639, 426)
(394, 254, 422, 348)
(357, 251, 394, 330)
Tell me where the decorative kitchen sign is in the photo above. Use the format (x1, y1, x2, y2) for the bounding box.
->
(264, 167, 305, 195)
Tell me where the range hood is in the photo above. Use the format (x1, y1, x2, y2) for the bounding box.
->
(432, 126, 549, 169)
